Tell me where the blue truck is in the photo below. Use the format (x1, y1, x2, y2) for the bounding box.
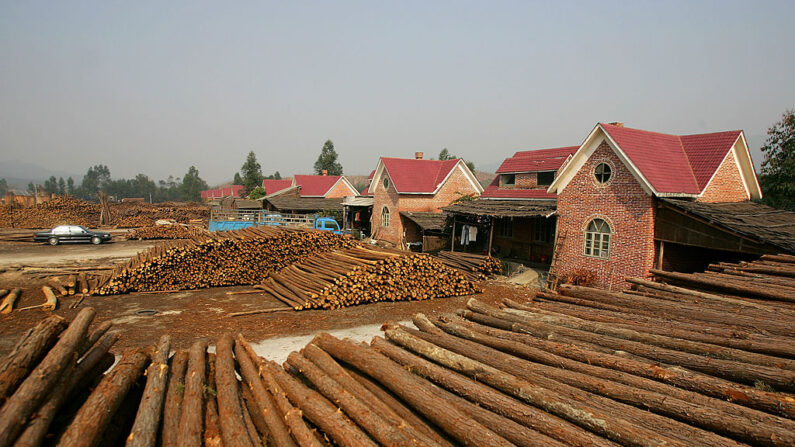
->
(209, 208, 344, 233)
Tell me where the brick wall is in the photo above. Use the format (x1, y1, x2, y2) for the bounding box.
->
(372, 165, 480, 245)
(552, 141, 656, 290)
(325, 179, 358, 198)
(696, 150, 750, 203)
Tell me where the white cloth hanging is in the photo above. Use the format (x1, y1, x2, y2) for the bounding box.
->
(469, 226, 478, 242)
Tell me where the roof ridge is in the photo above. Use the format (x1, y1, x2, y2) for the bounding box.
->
(675, 135, 700, 192)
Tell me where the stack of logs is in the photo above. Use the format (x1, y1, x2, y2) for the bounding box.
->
(644, 253, 795, 303)
(127, 224, 210, 240)
(258, 246, 480, 310)
(434, 252, 502, 280)
(115, 216, 155, 228)
(96, 227, 356, 295)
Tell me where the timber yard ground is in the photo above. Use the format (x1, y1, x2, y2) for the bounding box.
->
(0, 238, 518, 356)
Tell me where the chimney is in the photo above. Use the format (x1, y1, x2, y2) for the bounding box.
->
(322, 169, 328, 176)
(415, 152, 424, 160)
(608, 122, 624, 127)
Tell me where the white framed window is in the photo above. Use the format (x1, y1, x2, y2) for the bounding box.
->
(584, 218, 611, 258)
(594, 163, 612, 184)
(381, 206, 390, 227)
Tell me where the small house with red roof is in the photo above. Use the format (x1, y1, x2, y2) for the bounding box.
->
(201, 185, 245, 201)
(369, 152, 483, 246)
(548, 122, 766, 289)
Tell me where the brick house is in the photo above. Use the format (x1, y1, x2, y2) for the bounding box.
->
(547, 122, 764, 289)
(369, 152, 483, 246)
(263, 173, 358, 198)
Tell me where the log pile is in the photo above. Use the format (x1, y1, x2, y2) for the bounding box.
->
(5, 280, 795, 447)
(434, 252, 502, 280)
(258, 246, 480, 310)
(115, 215, 155, 228)
(96, 227, 356, 295)
(127, 224, 210, 240)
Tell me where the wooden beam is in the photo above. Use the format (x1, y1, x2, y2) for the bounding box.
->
(488, 218, 495, 256)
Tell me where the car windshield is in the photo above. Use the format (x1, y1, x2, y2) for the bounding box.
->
(77, 226, 90, 232)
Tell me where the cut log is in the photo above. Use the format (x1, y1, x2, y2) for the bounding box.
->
(215, 334, 255, 447)
(126, 335, 172, 447)
(55, 348, 150, 447)
(177, 341, 207, 447)
(160, 350, 188, 447)
(203, 353, 222, 447)
(0, 288, 21, 314)
(0, 308, 95, 447)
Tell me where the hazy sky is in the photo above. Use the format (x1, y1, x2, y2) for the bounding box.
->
(1, 1, 793, 185)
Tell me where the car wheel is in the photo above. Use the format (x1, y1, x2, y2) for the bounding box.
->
(91, 236, 102, 245)
(48, 237, 59, 246)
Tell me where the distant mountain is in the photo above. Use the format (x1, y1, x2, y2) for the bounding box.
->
(0, 160, 80, 189)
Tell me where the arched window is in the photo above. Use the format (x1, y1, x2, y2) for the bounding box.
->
(383, 177, 390, 190)
(584, 218, 610, 258)
(381, 206, 390, 227)
(594, 163, 612, 184)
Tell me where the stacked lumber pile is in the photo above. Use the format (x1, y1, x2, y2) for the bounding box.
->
(435, 252, 502, 280)
(115, 215, 154, 228)
(0, 196, 97, 229)
(112, 201, 210, 226)
(96, 227, 356, 295)
(645, 253, 795, 303)
(127, 224, 210, 240)
(259, 246, 480, 310)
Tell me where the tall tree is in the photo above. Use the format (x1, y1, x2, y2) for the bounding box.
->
(80, 164, 111, 198)
(437, 148, 476, 172)
(759, 109, 795, 210)
(58, 177, 66, 195)
(240, 151, 263, 194)
(43, 176, 59, 194)
(181, 166, 208, 202)
(66, 177, 75, 195)
(314, 140, 343, 175)
(233, 172, 243, 185)
(0, 179, 7, 196)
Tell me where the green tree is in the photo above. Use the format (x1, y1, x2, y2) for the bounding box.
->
(264, 171, 282, 180)
(0, 178, 8, 196)
(240, 151, 263, 194)
(233, 172, 243, 185)
(66, 177, 75, 195)
(43, 176, 58, 194)
(58, 177, 66, 195)
(760, 109, 795, 210)
(181, 166, 208, 202)
(27, 182, 36, 195)
(80, 164, 111, 198)
(437, 148, 475, 172)
(248, 186, 267, 200)
(314, 140, 343, 175)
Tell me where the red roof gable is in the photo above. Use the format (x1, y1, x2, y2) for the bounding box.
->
(261, 179, 292, 195)
(600, 123, 741, 195)
(201, 185, 245, 199)
(294, 175, 342, 197)
(380, 158, 459, 194)
(480, 176, 556, 200)
(496, 146, 578, 173)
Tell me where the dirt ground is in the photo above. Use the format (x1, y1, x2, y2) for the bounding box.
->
(0, 239, 535, 358)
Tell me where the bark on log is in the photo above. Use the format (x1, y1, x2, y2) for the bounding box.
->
(55, 348, 150, 447)
(0, 308, 94, 447)
(461, 308, 795, 419)
(312, 333, 514, 447)
(625, 277, 778, 312)
(240, 388, 262, 446)
(268, 359, 379, 447)
(126, 335, 172, 447)
(383, 325, 698, 447)
(370, 337, 618, 447)
(426, 314, 795, 447)
(0, 314, 66, 404)
(215, 334, 255, 447)
(235, 334, 297, 447)
(160, 350, 189, 447)
(177, 341, 207, 447)
(650, 269, 795, 302)
(302, 343, 450, 447)
(204, 353, 223, 447)
(286, 351, 426, 447)
(0, 288, 21, 314)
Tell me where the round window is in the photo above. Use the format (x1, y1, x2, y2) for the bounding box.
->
(595, 163, 612, 184)
(383, 177, 390, 190)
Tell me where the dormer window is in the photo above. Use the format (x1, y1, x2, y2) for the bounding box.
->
(500, 174, 516, 187)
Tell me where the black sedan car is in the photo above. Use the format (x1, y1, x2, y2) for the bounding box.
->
(34, 225, 112, 245)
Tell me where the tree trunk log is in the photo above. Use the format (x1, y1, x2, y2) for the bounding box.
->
(160, 350, 189, 447)
(55, 348, 150, 447)
(203, 353, 223, 447)
(126, 335, 172, 447)
(0, 308, 94, 447)
(177, 341, 207, 447)
(215, 334, 255, 447)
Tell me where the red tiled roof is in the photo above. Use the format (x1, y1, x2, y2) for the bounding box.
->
(261, 179, 292, 195)
(496, 147, 578, 173)
(367, 170, 375, 180)
(201, 185, 245, 199)
(381, 158, 460, 194)
(294, 175, 342, 197)
(480, 177, 556, 200)
(600, 123, 741, 194)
